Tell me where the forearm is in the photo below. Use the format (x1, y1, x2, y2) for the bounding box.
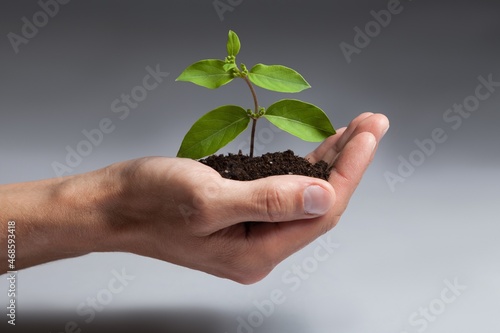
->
(0, 168, 126, 273)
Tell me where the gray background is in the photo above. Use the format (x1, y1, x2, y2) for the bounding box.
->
(1, 0, 499, 332)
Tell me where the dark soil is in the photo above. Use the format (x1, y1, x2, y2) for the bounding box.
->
(199, 150, 331, 181)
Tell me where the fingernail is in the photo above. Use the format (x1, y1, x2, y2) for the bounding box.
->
(304, 185, 331, 215)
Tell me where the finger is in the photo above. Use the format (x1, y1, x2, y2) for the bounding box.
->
(328, 132, 377, 215)
(243, 217, 328, 264)
(211, 175, 336, 229)
(241, 116, 389, 268)
(249, 132, 379, 262)
(336, 113, 389, 153)
(305, 127, 346, 164)
(323, 113, 389, 165)
(333, 112, 377, 151)
(306, 112, 374, 165)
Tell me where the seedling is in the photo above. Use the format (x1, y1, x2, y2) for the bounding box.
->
(176, 30, 335, 159)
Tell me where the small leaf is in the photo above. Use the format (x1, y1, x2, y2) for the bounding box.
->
(264, 99, 335, 142)
(177, 105, 250, 159)
(226, 30, 241, 56)
(176, 59, 233, 89)
(223, 63, 238, 72)
(248, 64, 311, 93)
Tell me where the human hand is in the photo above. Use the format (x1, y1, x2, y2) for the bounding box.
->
(105, 112, 389, 284)
(0, 113, 388, 281)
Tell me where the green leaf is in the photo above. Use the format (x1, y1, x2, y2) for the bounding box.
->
(223, 63, 238, 72)
(226, 30, 241, 57)
(176, 59, 233, 89)
(248, 64, 311, 93)
(177, 105, 250, 159)
(264, 99, 335, 142)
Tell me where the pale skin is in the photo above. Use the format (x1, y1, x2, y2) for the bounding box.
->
(0, 113, 388, 284)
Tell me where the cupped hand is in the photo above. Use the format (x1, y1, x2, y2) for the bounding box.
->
(108, 113, 389, 284)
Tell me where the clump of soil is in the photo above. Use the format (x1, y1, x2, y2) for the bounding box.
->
(199, 150, 331, 181)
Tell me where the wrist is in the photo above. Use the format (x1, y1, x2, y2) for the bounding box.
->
(53, 166, 134, 256)
(0, 166, 131, 271)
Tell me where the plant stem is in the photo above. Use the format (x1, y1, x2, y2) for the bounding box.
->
(249, 118, 257, 158)
(242, 75, 259, 157)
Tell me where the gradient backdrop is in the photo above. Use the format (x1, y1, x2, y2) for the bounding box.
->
(1, 1, 499, 332)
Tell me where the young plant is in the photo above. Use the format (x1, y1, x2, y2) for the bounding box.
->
(176, 30, 335, 159)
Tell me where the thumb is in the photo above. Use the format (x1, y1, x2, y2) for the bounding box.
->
(215, 175, 335, 227)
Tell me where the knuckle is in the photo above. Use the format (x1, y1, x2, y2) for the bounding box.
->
(191, 180, 221, 212)
(184, 185, 220, 236)
(261, 186, 287, 222)
(192, 188, 212, 212)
